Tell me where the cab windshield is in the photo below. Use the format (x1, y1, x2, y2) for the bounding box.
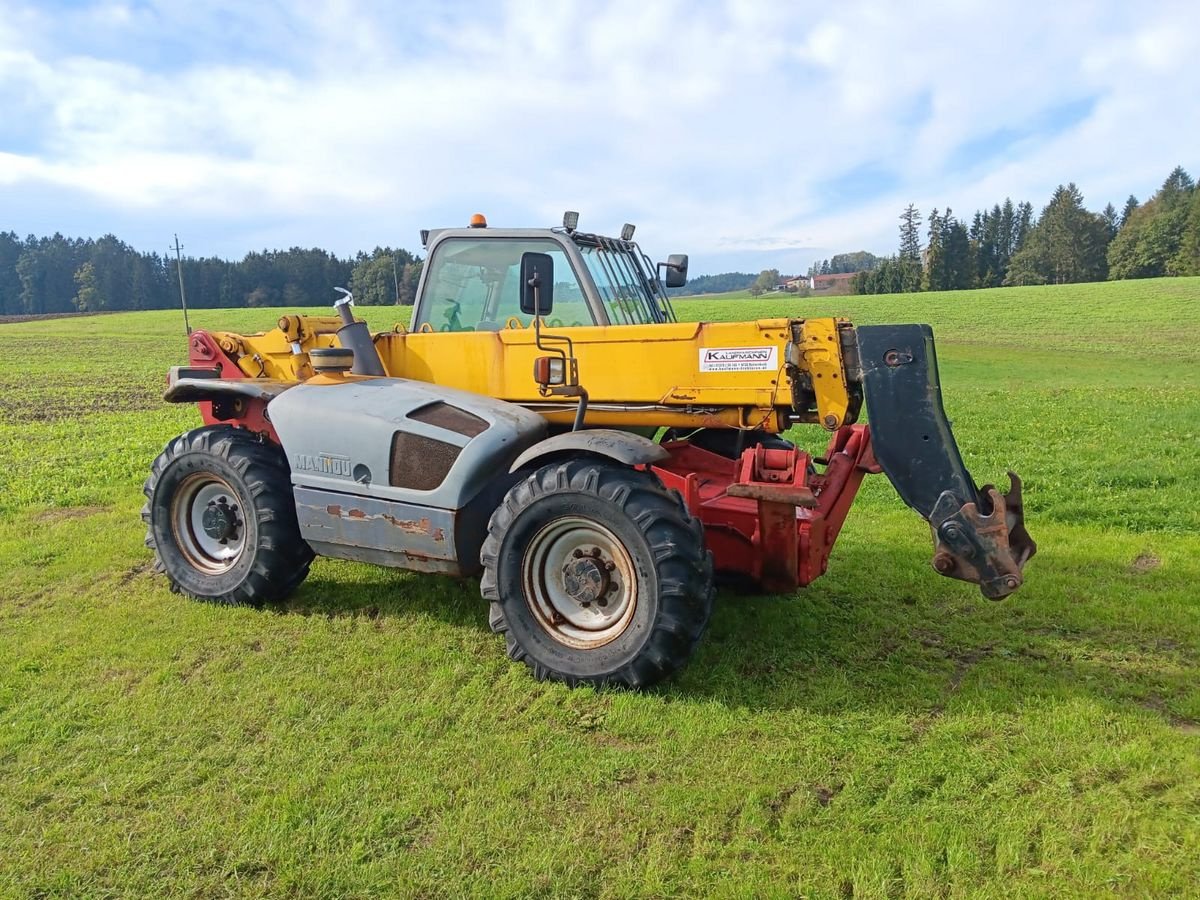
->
(412, 232, 676, 332)
(413, 237, 591, 332)
(575, 238, 675, 325)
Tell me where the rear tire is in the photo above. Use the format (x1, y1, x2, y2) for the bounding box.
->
(481, 459, 714, 688)
(142, 426, 313, 606)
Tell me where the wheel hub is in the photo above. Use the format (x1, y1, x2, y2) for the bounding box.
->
(562, 548, 618, 607)
(201, 497, 240, 542)
(522, 517, 638, 649)
(171, 473, 248, 575)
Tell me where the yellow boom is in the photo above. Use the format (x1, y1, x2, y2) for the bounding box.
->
(210, 314, 858, 433)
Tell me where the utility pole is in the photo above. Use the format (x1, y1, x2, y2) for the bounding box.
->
(391, 255, 401, 305)
(173, 233, 191, 335)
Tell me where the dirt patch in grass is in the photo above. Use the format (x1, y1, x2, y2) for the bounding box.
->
(0, 311, 118, 325)
(30, 505, 108, 524)
(1129, 552, 1162, 575)
(116, 561, 154, 586)
(1142, 696, 1200, 734)
(0, 382, 160, 422)
(912, 644, 994, 736)
(589, 731, 642, 752)
(813, 783, 844, 807)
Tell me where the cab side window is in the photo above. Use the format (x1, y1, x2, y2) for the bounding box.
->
(413, 238, 591, 332)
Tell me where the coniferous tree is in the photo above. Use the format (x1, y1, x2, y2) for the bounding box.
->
(1174, 189, 1200, 275)
(1007, 184, 1108, 285)
(899, 204, 922, 260)
(897, 204, 923, 292)
(1014, 202, 1034, 252)
(941, 210, 974, 290)
(999, 199, 1015, 258)
(1120, 195, 1139, 229)
(1102, 203, 1119, 240)
(0, 231, 22, 315)
(923, 208, 944, 291)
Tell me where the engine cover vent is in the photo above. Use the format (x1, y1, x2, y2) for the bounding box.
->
(390, 432, 461, 491)
(408, 401, 489, 437)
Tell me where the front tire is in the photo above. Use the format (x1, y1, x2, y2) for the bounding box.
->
(481, 459, 714, 688)
(142, 426, 313, 606)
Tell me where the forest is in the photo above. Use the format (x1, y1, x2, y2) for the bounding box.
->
(0, 236, 421, 316)
(850, 164, 1199, 294)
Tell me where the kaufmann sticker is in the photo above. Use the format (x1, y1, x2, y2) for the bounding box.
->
(699, 346, 778, 372)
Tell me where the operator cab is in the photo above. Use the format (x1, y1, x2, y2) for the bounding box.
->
(411, 213, 686, 332)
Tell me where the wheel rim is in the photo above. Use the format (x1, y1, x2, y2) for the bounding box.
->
(522, 516, 638, 649)
(170, 473, 247, 575)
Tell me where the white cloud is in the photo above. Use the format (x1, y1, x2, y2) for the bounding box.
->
(0, 0, 1196, 270)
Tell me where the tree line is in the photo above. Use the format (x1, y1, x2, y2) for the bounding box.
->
(0, 232, 423, 316)
(851, 164, 1199, 294)
(664, 271, 757, 296)
(807, 251, 881, 277)
(6, 164, 1196, 315)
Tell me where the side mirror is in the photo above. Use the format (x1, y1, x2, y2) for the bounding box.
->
(663, 253, 689, 288)
(519, 252, 554, 316)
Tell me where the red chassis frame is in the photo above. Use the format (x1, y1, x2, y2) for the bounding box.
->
(652, 426, 881, 593)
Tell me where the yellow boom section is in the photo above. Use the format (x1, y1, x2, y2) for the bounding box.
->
(209, 316, 856, 433)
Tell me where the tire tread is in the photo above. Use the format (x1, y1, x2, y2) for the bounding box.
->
(480, 459, 713, 689)
(142, 425, 313, 606)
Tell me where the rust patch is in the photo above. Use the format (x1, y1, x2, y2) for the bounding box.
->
(326, 505, 342, 516)
(347, 508, 367, 519)
(381, 514, 446, 542)
(930, 473, 1035, 600)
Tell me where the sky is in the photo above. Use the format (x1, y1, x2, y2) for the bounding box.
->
(0, 1, 1196, 275)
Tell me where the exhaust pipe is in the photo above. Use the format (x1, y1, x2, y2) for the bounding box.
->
(332, 288, 386, 377)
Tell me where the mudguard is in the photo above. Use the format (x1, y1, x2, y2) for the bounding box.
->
(509, 429, 669, 474)
(164, 377, 293, 405)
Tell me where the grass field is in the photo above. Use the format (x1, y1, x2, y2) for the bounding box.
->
(2, 278, 1199, 897)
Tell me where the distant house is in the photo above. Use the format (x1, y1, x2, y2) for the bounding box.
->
(808, 272, 858, 293)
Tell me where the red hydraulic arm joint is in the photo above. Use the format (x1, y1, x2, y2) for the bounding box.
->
(184, 329, 277, 439)
(652, 425, 881, 593)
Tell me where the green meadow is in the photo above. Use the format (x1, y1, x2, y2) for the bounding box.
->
(1, 277, 1198, 897)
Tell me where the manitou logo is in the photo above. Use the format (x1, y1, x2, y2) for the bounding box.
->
(698, 345, 778, 373)
(295, 453, 353, 477)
